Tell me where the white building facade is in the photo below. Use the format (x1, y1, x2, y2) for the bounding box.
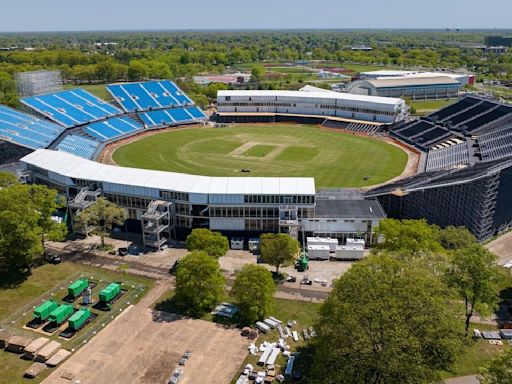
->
(216, 90, 407, 124)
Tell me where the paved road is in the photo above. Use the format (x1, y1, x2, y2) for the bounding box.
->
(49, 246, 329, 301)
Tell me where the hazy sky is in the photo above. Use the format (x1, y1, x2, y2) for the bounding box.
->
(1, 0, 511, 32)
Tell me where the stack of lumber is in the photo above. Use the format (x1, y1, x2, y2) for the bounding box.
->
(23, 337, 50, 360)
(6, 335, 33, 353)
(35, 340, 61, 362)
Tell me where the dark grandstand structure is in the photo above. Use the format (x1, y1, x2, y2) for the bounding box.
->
(367, 95, 512, 241)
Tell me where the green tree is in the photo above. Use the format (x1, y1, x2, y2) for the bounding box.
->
(0, 171, 18, 187)
(127, 60, 148, 81)
(250, 65, 266, 83)
(311, 254, 462, 384)
(232, 264, 276, 324)
(75, 197, 126, 248)
(446, 244, 501, 337)
(185, 228, 229, 258)
(0, 184, 64, 271)
(480, 348, 512, 384)
(375, 218, 443, 255)
(29, 185, 67, 254)
(175, 250, 225, 314)
(439, 226, 476, 250)
(260, 233, 299, 274)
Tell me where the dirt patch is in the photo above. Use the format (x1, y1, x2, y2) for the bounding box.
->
(41, 281, 250, 384)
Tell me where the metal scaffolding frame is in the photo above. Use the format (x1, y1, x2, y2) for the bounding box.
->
(15, 70, 63, 98)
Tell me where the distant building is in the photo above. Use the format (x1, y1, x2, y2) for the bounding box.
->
(351, 46, 373, 51)
(485, 36, 512, 47)
(193, 72, 251, 85)
(359, 70, 474, 86)
(346, 76, 463, 100)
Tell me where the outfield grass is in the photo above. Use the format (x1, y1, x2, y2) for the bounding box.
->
(0, 263, 153, 384)
(409, 99, 456, 116)
(63, 83, 112, 101)
(113, 124, 408, 189)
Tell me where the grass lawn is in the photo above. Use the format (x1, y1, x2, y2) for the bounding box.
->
(441, 323, 511, 379)
(113, 124, 408, 189)
(0, 262, 153, 384)
(63, 83, 112, 101)
(409, 99, 456, 116)
(243, 145, 277, 158)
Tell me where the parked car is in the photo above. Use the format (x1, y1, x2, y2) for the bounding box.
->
(178, 351, 192, 365)
(169, 368, 183, 384)
(46, 254, 61, 264)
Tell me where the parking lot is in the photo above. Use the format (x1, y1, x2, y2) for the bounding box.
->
(41, 282, 251, 384)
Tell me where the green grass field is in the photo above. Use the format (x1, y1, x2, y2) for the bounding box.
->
(408, 99, 456, 116)
(112, 124, 408, 188)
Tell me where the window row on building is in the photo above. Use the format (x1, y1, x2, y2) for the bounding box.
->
(244, 194, 315, 205)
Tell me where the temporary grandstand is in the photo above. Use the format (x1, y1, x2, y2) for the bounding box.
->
(0, 80, 207, 161)
(216, 90, 407, 125)
(106, 80, 192, 112)
(366, 157, 512, 241)
(364, 95, 512, 241)
(21, 89, 121, 128)
(0, 105, 66, 149)
(390, 96, 512, 172)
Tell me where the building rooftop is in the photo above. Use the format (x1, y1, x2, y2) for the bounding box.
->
(314, 198, 386, 219)
(217, 90, 404, 106)
(367, 76, 461, 88)
(21, 149, 316, 196)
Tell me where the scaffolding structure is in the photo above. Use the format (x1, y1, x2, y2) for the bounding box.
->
(15, 70, 63, 98)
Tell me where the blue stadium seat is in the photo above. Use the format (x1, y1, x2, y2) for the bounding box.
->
(56, 134, 99, 159)
(22, 89, 121, 128)
(139, 107, 207, 128)
(0, 105, 66, 149)
(107, 81, 192, 112)
(82, 116, 143, 142)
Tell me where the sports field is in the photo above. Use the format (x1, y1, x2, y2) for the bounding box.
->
(112, 124, 408, 188)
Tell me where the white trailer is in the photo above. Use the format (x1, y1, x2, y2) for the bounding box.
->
(258, 345, 273, 366)
(307, 245, 330, 260)
(307, 236, 338, 252)
(334, 245, 365, 260)
(263, 318, 277, 329)
(266, 348, 281, 366)
(255, 321, 271, 333)
(346, 238, 365, 247)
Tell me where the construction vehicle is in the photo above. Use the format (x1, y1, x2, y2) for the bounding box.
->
(33, 300, 59, 321)
(295, 253, 309, 272)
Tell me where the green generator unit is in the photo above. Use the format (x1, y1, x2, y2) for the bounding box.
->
(67, 278, 89, 298)
(99, 283, 121, 303)
(68, 308, 91, 331)
(48, 304, 74, 325)
(33, 300, 59, 321)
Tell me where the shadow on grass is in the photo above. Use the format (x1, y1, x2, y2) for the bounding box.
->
(0, 267, 30, 289)
(152, 294, 240, 328)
